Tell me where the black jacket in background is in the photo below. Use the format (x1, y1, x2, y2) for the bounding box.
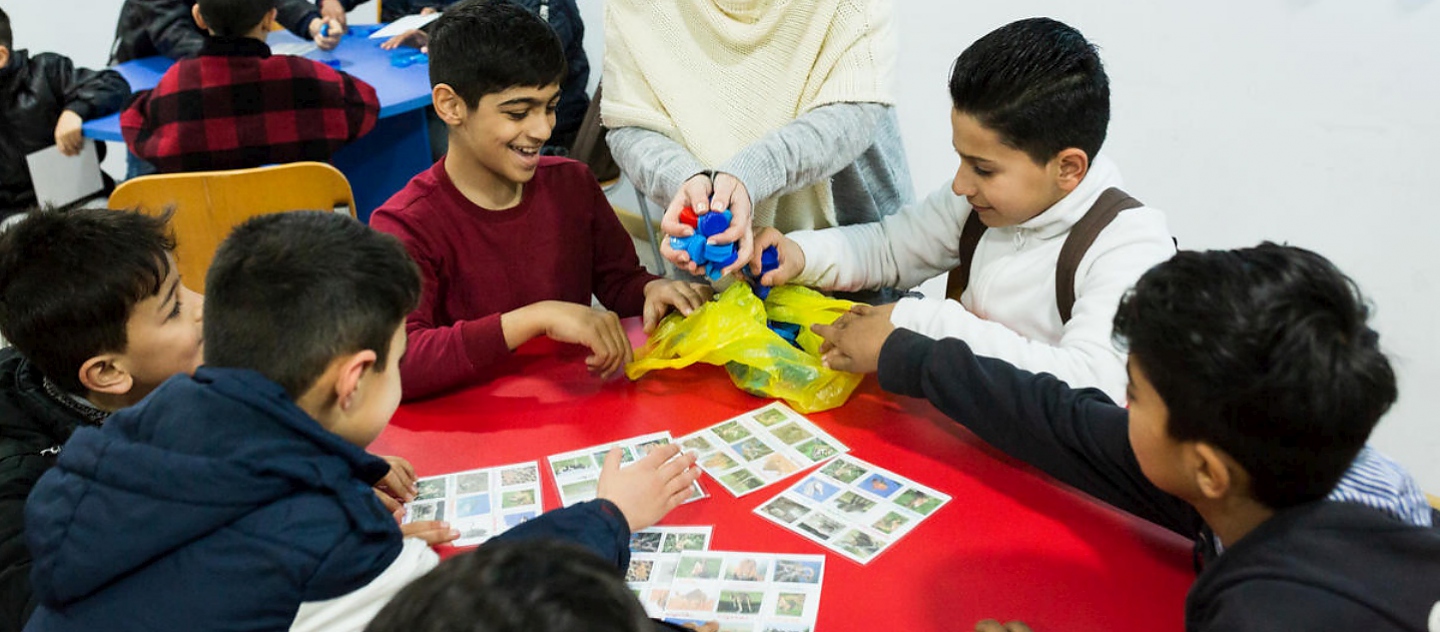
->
(877, 328, 1440, 632)
(0, 50, 128, 218)
(0, 348, 101, 632)
(110, 0, 361, 64)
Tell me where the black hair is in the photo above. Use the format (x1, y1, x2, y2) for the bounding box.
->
(197, 0, 276, 38)
(0, 6, 12, 49)
(203, 211, 420, 399)
(0, 207, 175, 394)
(427, 0, 566, 108)
(1113, 243, 1397, 509)
(364, 540, 651, 632)
(948, 17, 1109, 165)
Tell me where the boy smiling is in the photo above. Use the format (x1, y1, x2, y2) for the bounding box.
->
(370, 0, 709, 400)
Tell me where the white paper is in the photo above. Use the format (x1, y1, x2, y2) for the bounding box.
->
(369, 13, 442, 39)
(754, 454, 952, 564)
(626, 526, 715, 616)
(270, 41, 319, 57)
(679, 402, 850, 498)
(26, 140, 103, 208)
(547, 431, 708, 507)
(660, 551, 825, 630)
(405, 461, 544, 547)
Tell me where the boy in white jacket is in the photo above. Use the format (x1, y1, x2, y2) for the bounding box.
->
(751, 18, 1174, 403)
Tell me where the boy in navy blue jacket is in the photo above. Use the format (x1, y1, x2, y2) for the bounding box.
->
(23, 211, 701, 632)
(829, 243, 1440, 631)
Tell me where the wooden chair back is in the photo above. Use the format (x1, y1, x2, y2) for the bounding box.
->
(108, 162, 356, 292)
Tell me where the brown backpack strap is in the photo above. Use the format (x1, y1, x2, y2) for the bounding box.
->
(1055, 187, 1143, 323)
(945, 211, 989, 301)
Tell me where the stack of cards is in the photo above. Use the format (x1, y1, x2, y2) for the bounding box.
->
(755, 455, 950, 564)
(679, 403, 848, 497)
(547, 432, 707, 507)
(661, 551, 825, 632)
(625, 526, 715, 616)
(406, 461, 544, 546)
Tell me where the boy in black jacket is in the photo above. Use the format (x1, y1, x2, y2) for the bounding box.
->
(0, 208, 203, 632)
(821, 243, 1440, 631)
(0, 8, 128, 220)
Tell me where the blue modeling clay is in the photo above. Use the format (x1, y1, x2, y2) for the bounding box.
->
(671, 209, 738, 280)
(746, 245, 781, 299)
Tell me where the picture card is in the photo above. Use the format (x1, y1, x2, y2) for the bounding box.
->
(754, 454, 950, 564)
(405, 461, 543, 547)
(661, 550, 825, 632)
(626, 526, 714, 616)
(678, 402, 848, 498)
(547, 431, 707, 508)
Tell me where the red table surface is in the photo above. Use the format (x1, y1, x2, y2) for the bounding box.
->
(371, 324, 1195, 632)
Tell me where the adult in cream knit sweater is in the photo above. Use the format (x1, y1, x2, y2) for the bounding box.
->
(761, 18, 1176, 404)
(601, 0, 913, 278)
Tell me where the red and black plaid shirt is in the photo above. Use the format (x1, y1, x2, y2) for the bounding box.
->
(122, 36, 379, 173)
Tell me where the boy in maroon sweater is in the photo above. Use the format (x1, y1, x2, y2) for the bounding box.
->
(370, 0, 709, 400)
(121, 0, 378, 173)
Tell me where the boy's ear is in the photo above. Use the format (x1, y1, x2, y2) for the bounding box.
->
(333, 349, 379, 413)
(191, 3, 208, 30)
(0, 47, 10, 70)
(260, 7, 279, 32)
(1191, 442, 1236, 501)
(432, 84, 469, 126)
(78, 355, 134, 398)
(1052, 148, 1090, 194)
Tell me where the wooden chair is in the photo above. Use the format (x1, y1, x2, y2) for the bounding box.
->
(108, 162, 356, 293)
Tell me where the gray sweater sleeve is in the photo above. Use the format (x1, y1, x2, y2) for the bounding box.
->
(607, 102, 887, 210)
(606, 126, 710, 209)
(717, 102, 886, 205)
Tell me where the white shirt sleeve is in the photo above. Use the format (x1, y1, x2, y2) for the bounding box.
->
(289, 538, 440, 632)
(790, 184, 970, 292)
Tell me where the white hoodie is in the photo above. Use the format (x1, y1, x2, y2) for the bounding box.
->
(790, 156, 1175, 402)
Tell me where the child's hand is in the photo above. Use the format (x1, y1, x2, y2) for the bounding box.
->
(749, 227, 805, 288)
(374, 454, 419, 504)
(401, 520, 460, 546)
(310, 18, 343, 50)
(811, 303, 897, 374)
(381, 28, 429, 52)
(974, 619, 1034, 632)
(659, 173, 714, 275)
(709, 172, 754, 277)
(641, 279, 712, 333)
(529, 301, 632, 378)
(53, 110, 84, 156)
(319, 0, 348, 28)
(596, 444, 700, 532)
(680, 623, 720, 632)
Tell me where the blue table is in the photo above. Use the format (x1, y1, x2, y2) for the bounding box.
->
(83, 27, 433, 221)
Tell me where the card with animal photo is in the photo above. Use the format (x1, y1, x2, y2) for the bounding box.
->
(678, 402, 848, 498)
(404, 461, 543, 547)
(661, 550, 824, 630)
(625, 526, 715, 616)
(547, 432, 708, 507)
(754, 455, 951, 564)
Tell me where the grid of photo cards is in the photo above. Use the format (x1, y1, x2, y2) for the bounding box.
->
(625, 526, 715, 616)
(406, 461, 543, 547)
(661, 551, 825, 632)
(754, 455, 951, 564)
(547, 432, 707, 507)
(678, 402, 849, 498)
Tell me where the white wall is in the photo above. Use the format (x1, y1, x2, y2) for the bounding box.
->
(12, 0, 1439, 489)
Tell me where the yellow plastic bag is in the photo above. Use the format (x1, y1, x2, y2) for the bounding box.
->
(626, 283, 862, 413)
